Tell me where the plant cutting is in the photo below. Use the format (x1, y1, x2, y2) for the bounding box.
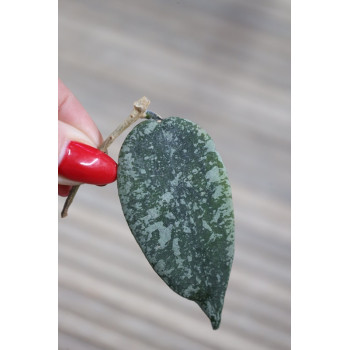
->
(61, 97, 235, 329)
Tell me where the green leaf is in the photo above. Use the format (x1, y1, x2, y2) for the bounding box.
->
(117, 116, 235, 329)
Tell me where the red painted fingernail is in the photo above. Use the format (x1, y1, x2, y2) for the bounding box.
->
(58, 185, 72, 197)
(58, 141, 118, 185)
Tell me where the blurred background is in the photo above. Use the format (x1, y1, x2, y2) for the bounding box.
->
(58, 0, 290, 349)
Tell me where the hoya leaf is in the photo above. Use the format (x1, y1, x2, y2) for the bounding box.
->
(117, 116, 235, 329)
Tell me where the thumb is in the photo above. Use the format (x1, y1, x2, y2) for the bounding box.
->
(58, 121, 117, 186)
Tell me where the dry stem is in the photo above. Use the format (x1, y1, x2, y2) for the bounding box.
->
(61, 96, 150, 218)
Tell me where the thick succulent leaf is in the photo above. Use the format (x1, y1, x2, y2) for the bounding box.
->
(117, 117, 235, 329)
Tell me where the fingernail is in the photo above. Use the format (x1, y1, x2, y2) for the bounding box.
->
(58, 141, 118, 185)
(58, 185, 72, 197)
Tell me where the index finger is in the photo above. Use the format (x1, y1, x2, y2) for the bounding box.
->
(58, 79, 103, 147)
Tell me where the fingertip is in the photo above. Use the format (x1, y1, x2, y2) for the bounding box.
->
(58, 185, 72, 197)
(58, 141, 118, 185)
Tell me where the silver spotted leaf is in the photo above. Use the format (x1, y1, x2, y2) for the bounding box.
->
(117, 116, 235, 329)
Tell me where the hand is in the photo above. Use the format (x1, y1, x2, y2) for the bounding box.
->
(58, 79, 117, 196)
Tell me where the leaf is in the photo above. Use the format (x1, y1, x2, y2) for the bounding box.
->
(117, 116, 235, 329)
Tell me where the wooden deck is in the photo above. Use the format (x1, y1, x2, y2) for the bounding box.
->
(58, 0, 290, 349)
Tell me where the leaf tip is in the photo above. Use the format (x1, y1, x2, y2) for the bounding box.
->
(196, 296, 224, 330)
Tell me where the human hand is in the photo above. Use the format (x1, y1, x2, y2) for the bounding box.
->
(58, 79, 117, 196)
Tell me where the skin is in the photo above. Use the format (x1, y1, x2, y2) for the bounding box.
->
(58, 79, 103, 196)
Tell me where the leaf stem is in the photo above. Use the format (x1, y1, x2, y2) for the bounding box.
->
(61, 96, 150, 218)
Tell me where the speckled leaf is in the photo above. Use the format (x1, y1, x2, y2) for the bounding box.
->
(117, 116, 234, 329)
